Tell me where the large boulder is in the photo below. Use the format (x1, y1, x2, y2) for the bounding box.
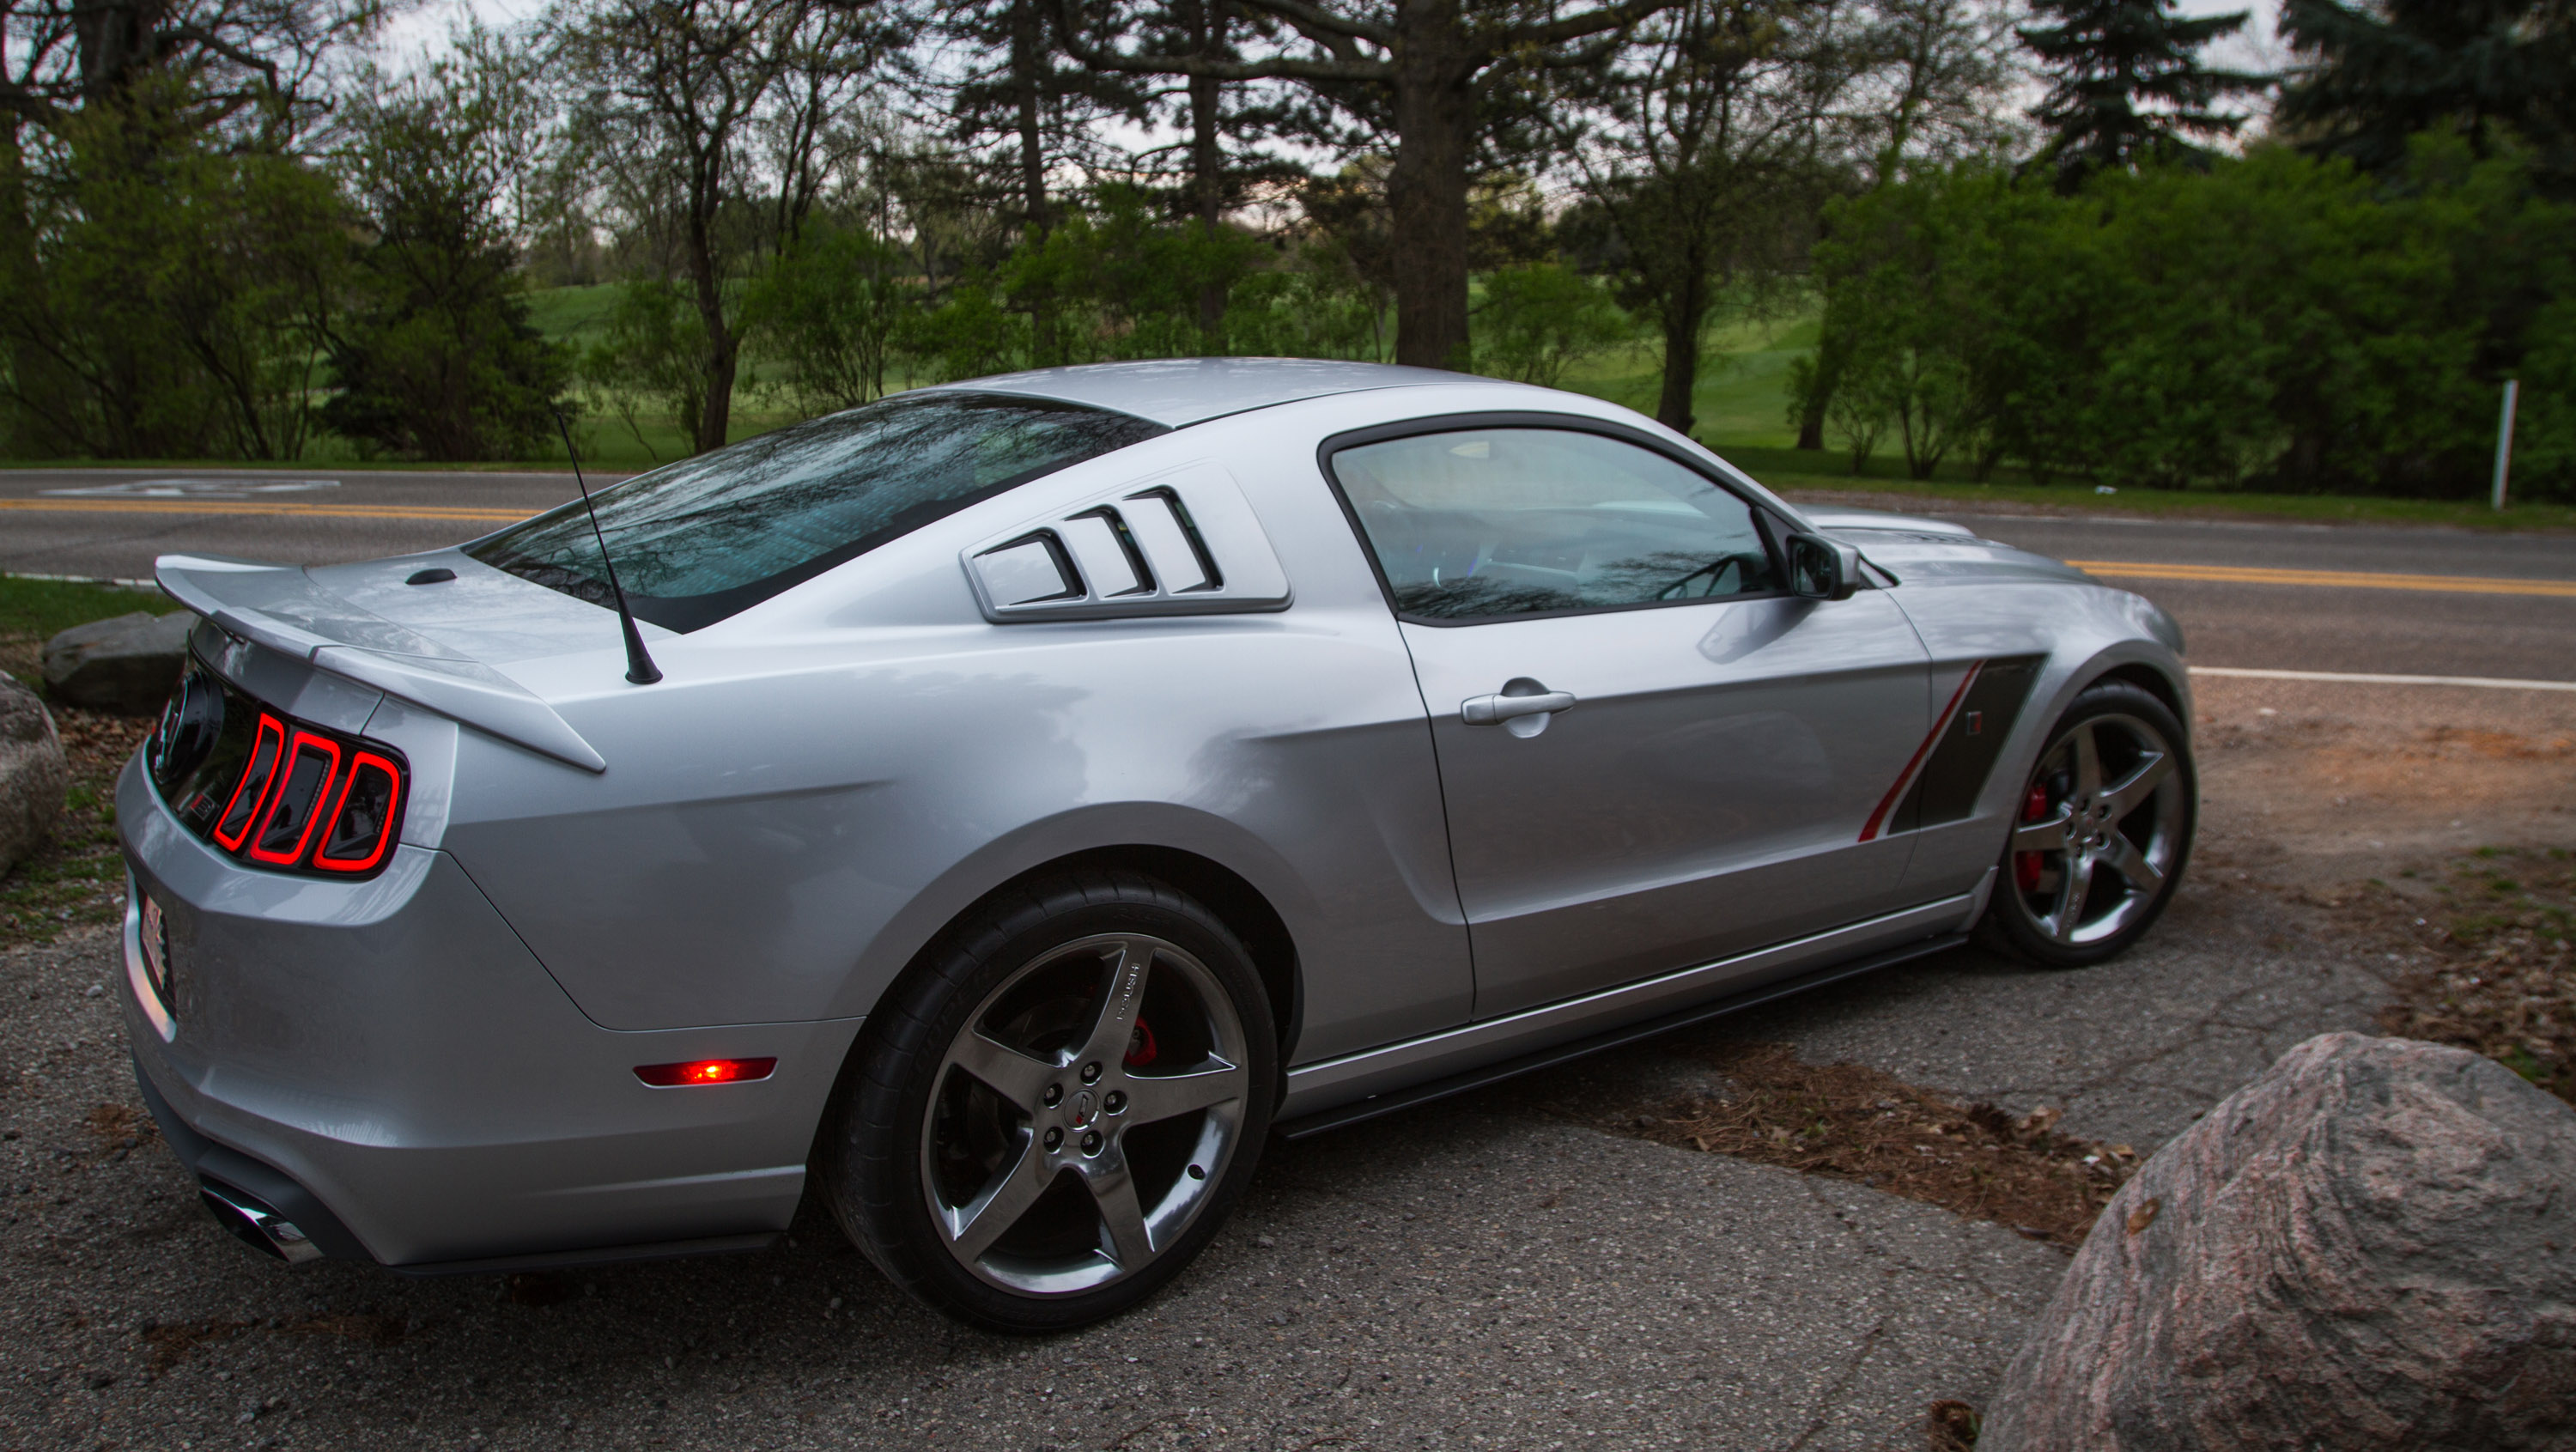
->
(1981, 1033, 2576, 1452)
(0, 671, 69, 876)
(43, 609, 192, 714)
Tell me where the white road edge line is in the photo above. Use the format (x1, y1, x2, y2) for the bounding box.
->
(2190, 665, 2576, 693)
(3, 570, 156, 588)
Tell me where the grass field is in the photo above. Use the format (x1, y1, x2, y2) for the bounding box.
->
(0, 575, 171, 644)
(1546, 312, 2576, 531)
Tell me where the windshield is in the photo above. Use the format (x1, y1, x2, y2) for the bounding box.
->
(469, 392, 1168, 630)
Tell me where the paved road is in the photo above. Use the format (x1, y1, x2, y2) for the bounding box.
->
(3, 468, 2572, 682)
(1953, 515, 2576, 683)
(0, 469, 603, 581)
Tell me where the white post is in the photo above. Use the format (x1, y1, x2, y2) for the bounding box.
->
(2492, 379, 2519, 512)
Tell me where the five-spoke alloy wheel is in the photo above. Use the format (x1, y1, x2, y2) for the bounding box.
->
(1980, 680, 2196, 968)
(821, 872, 1276, 1331)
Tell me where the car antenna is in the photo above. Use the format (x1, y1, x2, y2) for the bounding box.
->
(554, 410, 662, 685)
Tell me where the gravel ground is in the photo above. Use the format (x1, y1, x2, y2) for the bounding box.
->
(2, 672, 2561, 1452)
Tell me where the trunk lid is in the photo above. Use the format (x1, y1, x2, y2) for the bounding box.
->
(155, 551, 621, 772)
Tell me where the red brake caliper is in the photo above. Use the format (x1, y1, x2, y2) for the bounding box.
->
(2015, 784, 2050, 892)
(1125, 1019, 1159, 1069)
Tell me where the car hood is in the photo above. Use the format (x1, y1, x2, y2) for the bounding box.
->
(1792, 507, 2097, 589)
(155, 550, 635, 771)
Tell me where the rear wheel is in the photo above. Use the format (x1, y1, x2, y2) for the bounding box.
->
(1978, 681, 2194, 969)
(819, 872, 1275, 1332)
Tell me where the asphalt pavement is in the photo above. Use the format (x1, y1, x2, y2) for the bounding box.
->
(3, 466, 2571, 683)
(0, 469, 602, 582)
(0, 853, 2391, 1452)
(1952, 513, 2576, 683)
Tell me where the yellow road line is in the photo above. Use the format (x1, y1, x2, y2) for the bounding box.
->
(0, 497, 534, 523)
(2068, 559, 2576, 598)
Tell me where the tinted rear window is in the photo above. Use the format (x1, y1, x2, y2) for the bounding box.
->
(469, 392, 1168, 630)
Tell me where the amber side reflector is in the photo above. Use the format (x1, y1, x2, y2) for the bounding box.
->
(634, 1058, 777, 1087)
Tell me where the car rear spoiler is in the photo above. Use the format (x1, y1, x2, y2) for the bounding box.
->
(154, 554, 607, 773)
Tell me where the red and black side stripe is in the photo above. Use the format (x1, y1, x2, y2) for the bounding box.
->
(1860, 655, 2046, 842)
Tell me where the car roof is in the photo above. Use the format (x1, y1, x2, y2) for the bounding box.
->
(921, 358, 1473, 428)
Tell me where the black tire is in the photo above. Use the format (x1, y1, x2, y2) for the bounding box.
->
(1977, 679, 2196, 969)
(818, 870, 1277, 1333)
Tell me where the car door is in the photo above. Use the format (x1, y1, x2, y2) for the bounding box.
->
(1325, 418, 1935, 1018)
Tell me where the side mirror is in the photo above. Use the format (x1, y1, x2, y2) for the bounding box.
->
(1786, 533, 1864, 602)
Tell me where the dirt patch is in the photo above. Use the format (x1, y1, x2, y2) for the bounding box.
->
(139, 1317, 256, 1375)
(287, 1310, 415, 1347)
(82, 1100, 153, 1154)
(1605, 1042, 2136, 1249)
(2371, 848, 2576, 1104)
(2187, 676, 2576, 890)
(138, 1309, 414, 1376)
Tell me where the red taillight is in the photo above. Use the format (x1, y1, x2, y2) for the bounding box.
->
(311, 750, 403, 873)
(161, 663, 410, 879)
(211, 713, 286, 851)
(247, 731, 343, 866)
(634, 1058, 777, 1087)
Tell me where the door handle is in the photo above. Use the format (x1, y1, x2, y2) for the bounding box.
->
(1461, 690, 1577, 725)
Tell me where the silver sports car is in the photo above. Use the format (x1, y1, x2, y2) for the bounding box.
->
(119, 359, 2193, 1330)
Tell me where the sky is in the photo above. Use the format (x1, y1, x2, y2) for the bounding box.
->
(374, 0, 2297, 122)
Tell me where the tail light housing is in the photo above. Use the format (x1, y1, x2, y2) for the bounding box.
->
(149, 653, 409, 879)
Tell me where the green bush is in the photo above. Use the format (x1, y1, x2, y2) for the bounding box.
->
(1473, 263, 1631, 388)
(1800, 137, 2575, 498)
(742, 222, 918, 413)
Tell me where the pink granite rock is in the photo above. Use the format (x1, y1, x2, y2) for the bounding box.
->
(1980, 1032, 2576, 1452)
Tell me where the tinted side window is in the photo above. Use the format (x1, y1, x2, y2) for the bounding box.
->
(1330, 428, 1778, 622)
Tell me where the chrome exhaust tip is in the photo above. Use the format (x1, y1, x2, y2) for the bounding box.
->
(198, 1177, 324, 1265)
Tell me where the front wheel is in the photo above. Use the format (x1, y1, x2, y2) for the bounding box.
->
(1978, 680, 2195, 969)
(818, 872, 1276, 1332)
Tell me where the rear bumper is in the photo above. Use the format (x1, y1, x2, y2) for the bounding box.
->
(116, 750, 863, 1269)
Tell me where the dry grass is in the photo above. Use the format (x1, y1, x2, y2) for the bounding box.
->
(1606, 1042, 2137, 1249)
(2379, 847, 2576, 1105)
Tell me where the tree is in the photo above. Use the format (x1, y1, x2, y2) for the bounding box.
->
(1787, 0, 2024, 449)
(939, 0, 1150, 362)
(558, 0, 879, 453)
(0, 0, 380, 136)
(0, 89, 349, 458)
(324, 39, 573, 460)
(1473, 261, 1627, 386)
(742, 219, 915, 413)
(1554, 0, 1844, 434)
(1056, 0, 1680, 370)
(1120, 0, 1309, 343)
(581, 277, 709, 457)
(2277, 1, 2576, 197)
(2020, 0, 2269, 188)
(0, 0, 379, 453)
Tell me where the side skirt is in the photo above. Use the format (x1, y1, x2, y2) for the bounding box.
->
(1274, 931, 1967, 1141)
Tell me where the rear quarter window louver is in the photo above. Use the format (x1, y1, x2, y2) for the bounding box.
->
(963, 461, 1290, 623)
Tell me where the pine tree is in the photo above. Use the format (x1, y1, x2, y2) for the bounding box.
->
(2278, 1, 2575, 197)
(2020, 0, 2271, 188)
